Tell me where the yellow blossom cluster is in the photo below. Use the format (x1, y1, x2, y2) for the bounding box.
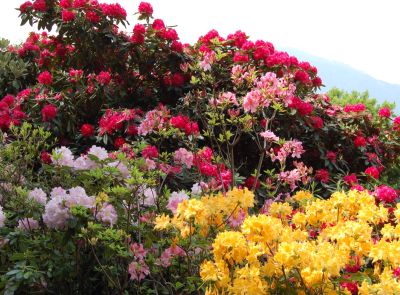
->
(154, 187, 255, 238)
(199, 189, 400, 294)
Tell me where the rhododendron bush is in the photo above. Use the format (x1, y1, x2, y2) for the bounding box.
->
(1, 0, 400, 294)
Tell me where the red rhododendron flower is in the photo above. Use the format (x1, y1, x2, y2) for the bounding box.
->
(184, 122, 199, 136)
(41, 151, 52, 164)
(20, 1, 33, 13)
(171, 72, 184, 87)
(152, 19, 165, 31)
(312, 77, 322, 87)
(326, 151, 337, 163)
(60, 0, 72, 9)
(311, 116, 323, 129)
(294, 70, 311, 85)
(171, 41, 183, 53)
(37, 71, 53, 85)
(2, 95, 14, 106)
(353, 135, 366, 148)
(340, 281, 358, 295)
(375, 185, 397, 203)
(244, 176, 260, 190)
(85, 11, 100, 23)
(96, 71, 111, 85)
(160, 28, 179, 41)
(100, 3, 127, 19)
(233, 52, 249, 63)
(378, 107, 391, 118)
(142, 145, 158, 159)
(365, 166, 379, 179)
(114, 137, 126, 148)
(289, 97, 314, 116)
(315, 169, 329, 183)
(41, 104, 58, 121)
(133, 23, 146, 35)
(344, 103, 366, 113)
(33, 0, 47, 12)
(138, 2, 153, 16)
(344, 173, 358, 186)
(170, 115, 189, 129)
(62, 10, 76, 22)
(81, 123, 94, 137)
(126, 124, 138, 136)
(393, 116, 400, 131)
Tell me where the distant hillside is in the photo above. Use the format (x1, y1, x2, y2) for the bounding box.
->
(285, 48, 400, 113)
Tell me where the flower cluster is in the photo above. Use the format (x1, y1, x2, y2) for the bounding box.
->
(201, 189, 400, 294)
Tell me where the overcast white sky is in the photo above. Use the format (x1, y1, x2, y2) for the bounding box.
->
(1, 0, 400, 85)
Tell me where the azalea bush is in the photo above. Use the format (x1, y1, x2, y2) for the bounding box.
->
(1, 0, 400, 294)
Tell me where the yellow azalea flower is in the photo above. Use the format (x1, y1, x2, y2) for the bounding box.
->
(292, 190, 313, 202)
(154, 214, 170, 230)
(200, 261, 219, 282)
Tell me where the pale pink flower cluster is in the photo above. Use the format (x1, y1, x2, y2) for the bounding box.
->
(166, 191, 189, 214)
(28, 188, 47, 205)
(231, 65, 251, 85)
(158, 245, 186, 267)
(51, 146, 130, 177)
(138, 106, 169, 136)
(228, 208, 246, 228)
(43, 187, 95, 229)
(0, 205, 5, 227)
(139, 186, 158, 207)
(279, 161, 310, 191)
(51, 146, 75, 167)
(200, 51, 216, 71)
(18, 218, 39, 231)
(128, 243, 150, 281)
(243, 89, 264, 113)
(243, 72, 296, 113)
(191, 183, 203, 195)
(209, 92, 239, 107)
(96, 203, 118, 226)
(128, 260, 150, 281)
(174, 148, 194, 169)
(260, 130, 279, 142)
(270, 139, 305, 163)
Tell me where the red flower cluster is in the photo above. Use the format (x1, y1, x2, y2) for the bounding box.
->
(100, 3, 127, 20)
(41, 104, 58, 122)
(138, 2, 153, 16)
(343, 103, 366, 113)
(37, 71, 53, 85)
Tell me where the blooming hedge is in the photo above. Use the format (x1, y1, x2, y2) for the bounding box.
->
(0, 0, 400, 294)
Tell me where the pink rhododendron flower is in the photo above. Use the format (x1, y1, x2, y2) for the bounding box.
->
(260, 130, 279, 142)
(18, 218, 39, 231)
(158, 245, 186, 267)
(243, 89, 263, 113)
(128, 260, 150, 281)
(228, 209, 246, 228)
(166, 191, 189, 214)
(96, 203, 118, 226)
(174, 148, 193, 168)
(0, 206, 5, 227)
(51, 146, 75, 167)
(28, 188, 47, 205)
(130, 243, 147, 261)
